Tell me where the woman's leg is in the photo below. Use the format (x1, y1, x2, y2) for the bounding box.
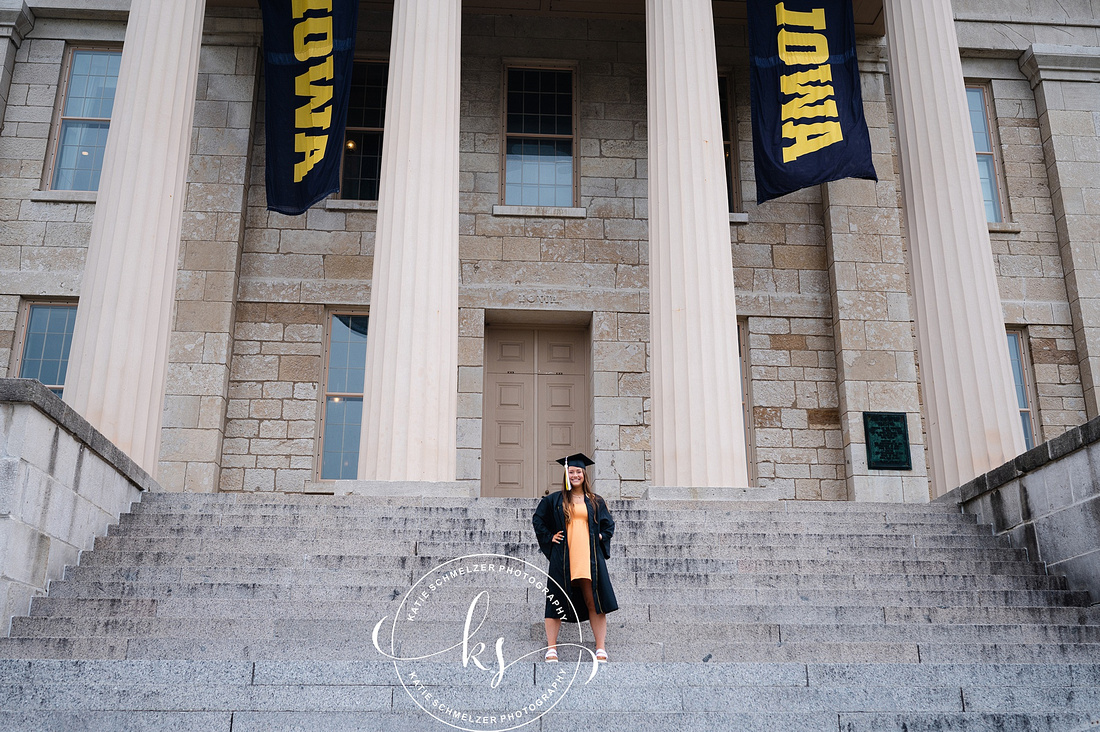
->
(544, 618, 561, 651)
(573, 579, 607, 649)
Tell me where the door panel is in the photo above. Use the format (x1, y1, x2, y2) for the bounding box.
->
(538, 373, 588, 497)
(483, 372, 535, 497)
(482, 326, 589, 498)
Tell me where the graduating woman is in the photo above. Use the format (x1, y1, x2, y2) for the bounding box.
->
(532, 452, 618, 663)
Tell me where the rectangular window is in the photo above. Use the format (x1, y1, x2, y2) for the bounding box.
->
(318, 312, 369, 480)
(502, 66, 576, 207)
(1006, 329, 1038, 450)
(718, 75, 741, 213)
(13, 302, 78, 397)
(966, 85, 1005, 223)
(341, 60, 387, 201)
(47, 47, 122, 191)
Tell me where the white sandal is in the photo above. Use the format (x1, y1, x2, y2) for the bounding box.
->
(595, 648, 608, 663)
(544, 648, 559, 663)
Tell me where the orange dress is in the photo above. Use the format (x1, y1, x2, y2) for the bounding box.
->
(566, 497, 591, 581)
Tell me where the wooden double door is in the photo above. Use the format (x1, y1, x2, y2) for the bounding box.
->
(481, 326, 590, 498)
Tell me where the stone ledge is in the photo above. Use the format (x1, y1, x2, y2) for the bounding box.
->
(324, 198, 377, 212)
(937, 413, 1100, 505)
(988, 221, 1023, 234)
(491, 205, 587, 218)
(0, 379, 157, 493)
(642, 485, 780, 501)
(308, 480, 476, 498)
(28, 190, 96, 204)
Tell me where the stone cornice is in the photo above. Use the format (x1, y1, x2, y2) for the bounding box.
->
(0, 2, 35, 45)
(1019, 44, 1100, 89)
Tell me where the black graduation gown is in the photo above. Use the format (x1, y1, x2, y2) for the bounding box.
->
(531, 491, 619, 623)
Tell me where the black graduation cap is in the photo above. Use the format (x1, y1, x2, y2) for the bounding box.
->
(556, 452, 595, 468)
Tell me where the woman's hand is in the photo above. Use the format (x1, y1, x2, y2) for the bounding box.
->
(552, 531, 564, 543)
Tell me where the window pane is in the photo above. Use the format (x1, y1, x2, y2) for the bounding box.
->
(347, 61, 388, 130)
(1006, 332, 1027, 408)
(1020, 411, 1034, 451)
(19, 304, 78, 393)
(506, 68, 572, 136)
(504, 138, 572, 207)
(53, 120, 111, 191)
(341, 131, 383, 201)
(321, 396, 363, 479)
(63, 50, 119, 120)
(976, 154, 1002, 223)
(966, 88, 992, 153)
(321, 314, 368, 479)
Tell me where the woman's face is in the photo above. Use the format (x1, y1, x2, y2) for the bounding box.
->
(567, 466, 585, 489)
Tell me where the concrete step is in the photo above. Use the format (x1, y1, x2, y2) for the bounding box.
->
(26, 596, 1098, 627)
(86, 535, 1029, 561)
(5, 634, 1100, 663)
(4, 710, 1095, 732)
(10, 615, 1100, 645)
(102, 525, 1009, 550)
(127, 493, 961, 514)
(117, 510, 982, 531)
(75, 551, 1053, 580)
(39, 579, 1089, 607)
(58, 564, 1067, 592)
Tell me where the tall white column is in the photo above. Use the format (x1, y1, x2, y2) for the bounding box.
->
(884, 0, 1026, 496)
(358, 0, 460, 481)
(646, 0, 749, 488)
(64, 0, 206, 475)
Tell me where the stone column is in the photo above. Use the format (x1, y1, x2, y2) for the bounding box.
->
(358, 0, 460, 481)
(1020, 45, 1100, 420)
(63, 0, 207, 475)
(883, 0, 1026, 496)
(646, 0, 749, 488)
(0, 1, 32, 125)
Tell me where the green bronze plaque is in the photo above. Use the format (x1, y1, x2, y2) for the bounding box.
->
(864, 412, 912, 471)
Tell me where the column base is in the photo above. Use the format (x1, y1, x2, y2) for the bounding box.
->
(314, 480, 475, 498)
(847, 475, 930, 503)
(641, 486, 779, 501)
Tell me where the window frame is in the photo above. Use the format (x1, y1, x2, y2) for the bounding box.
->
(718, 72, 743, 214)
(965, 82, 1009, 224)
(44, 44, 123, 192)
(10, 298, 79, 396)
(1006, 327, 1039, 450)
(315, 308, 370, 481)
(339, 55, 388, 202)
(499, 60, 580, 208)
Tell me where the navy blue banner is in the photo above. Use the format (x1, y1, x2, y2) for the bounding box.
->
(259, 0, 360, 215)
(747, 0, 876, 204)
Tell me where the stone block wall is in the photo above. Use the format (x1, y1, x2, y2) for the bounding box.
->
(158, 36, 260, 493)
(0, 379, 153, 634)
(220, 303, 324, 493)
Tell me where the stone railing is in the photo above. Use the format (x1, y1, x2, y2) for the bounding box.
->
(0, 379, 158, 633)
(935, 416, 1100, 604)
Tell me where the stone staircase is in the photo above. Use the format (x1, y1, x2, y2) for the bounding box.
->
(2, 492, 1100, 731)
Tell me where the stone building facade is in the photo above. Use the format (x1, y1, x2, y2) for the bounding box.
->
(0, 0, 1097, 503)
